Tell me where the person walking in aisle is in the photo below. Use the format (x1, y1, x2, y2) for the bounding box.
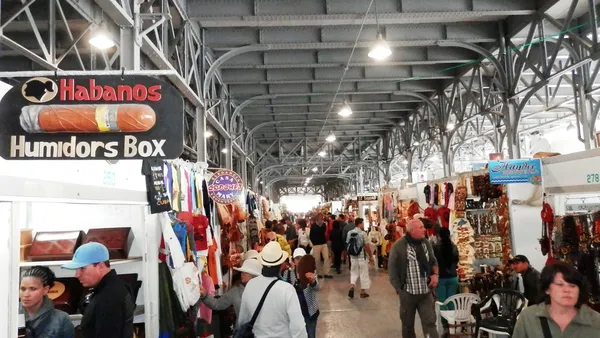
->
(368, 225, 384, 269)
(388, 219, 439, 338)
(297, 219, 312, 253)
(329, 220, 344, 274)
(346, 218, 374, 298)
(342, 214, 356, 267)
(432, 227, 459, 331)
(310, 216, 333, 279)
(62, 242, 135, 338)
(510, 255, 542, 306)
(238, 242, 307, 338)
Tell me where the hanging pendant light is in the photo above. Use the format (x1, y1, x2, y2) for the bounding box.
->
(326, 130, 336, 142)
(368, 32, 392, 60)
(318, 150, 327, 157)
(338, 100, 353, 117)
(89, 23, 115, 49)
(566, 121, 575, 131)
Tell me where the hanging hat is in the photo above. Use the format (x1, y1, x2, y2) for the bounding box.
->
(258, 241, 289, 267)
(233, 258, 262, 276)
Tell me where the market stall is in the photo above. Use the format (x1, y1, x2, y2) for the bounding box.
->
(357, 194, 379, 230)
(0, 159, 161, 338)
(541, 148, 600, 311)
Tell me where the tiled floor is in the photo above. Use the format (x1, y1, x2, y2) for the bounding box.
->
(315, 265, 426, 338)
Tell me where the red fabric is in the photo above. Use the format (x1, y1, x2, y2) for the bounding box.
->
(424, 207, 436, 222)
(407, 201, 420, 218)
(437, 207, 451, 228)
(325, 219, 333, 242)
(158, 236, 167, 262)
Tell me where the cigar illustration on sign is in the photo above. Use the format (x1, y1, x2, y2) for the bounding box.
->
(0, 75, 184, 160)
(20, 104, 156, 134)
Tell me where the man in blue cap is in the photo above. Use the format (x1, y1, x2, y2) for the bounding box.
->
(62, 242, 135, 338)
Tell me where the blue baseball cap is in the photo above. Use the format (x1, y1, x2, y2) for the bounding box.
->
(62, 242, 110, 270)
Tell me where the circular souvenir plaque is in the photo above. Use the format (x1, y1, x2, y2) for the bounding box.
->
(207, 169, 244, 204)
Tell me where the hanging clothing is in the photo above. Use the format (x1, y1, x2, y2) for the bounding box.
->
(198, 273, 216, 323)
(207, 241, 219, 286)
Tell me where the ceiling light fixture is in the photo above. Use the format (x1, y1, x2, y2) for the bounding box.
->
(318, 151, 327, 157)
(338, 100, 353, 117)
(566, 121, 575, 131)
(89, 23, 115, 49)
(368, 32, 392, 60)
(325, 131, 336, 142)
(447, 122, 455, 131)
(205, 130, 213, 138)
(259, 181, 263, 184)
(413, 141, 420, 146)
(221, 148, 228, 154)
(312, 167, 318, 172)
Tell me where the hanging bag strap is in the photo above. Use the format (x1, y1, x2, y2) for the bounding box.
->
(539, 317, 552, 338)
(249, 279, 278, 326)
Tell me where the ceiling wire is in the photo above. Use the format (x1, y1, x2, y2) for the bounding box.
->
(316, 0, 375, 141)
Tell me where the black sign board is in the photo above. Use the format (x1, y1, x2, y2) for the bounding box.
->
(357, 195, 378, 201)
(0, 75, 184, 160)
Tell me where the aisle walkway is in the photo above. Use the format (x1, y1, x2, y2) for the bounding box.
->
(315, 265, 425, 338)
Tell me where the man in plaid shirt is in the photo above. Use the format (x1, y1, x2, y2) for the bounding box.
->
(388, 219, 440, 338)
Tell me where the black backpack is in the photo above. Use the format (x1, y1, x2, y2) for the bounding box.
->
(347, 232, 364, 256)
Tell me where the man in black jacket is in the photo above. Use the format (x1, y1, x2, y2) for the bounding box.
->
(310, 215, 333, 278)
(510, 255, 542, 305)
(63, 242, 135, 338)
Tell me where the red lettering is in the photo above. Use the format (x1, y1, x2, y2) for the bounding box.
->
(103, 86, 117, 101)
(75, 86, 90, 100)
(118, 85, 133, 101)
(90, 79, 103, 101)
(60, 79, 75, 101)
(147, 85, 162, 101)
(133, 84, 147, 101)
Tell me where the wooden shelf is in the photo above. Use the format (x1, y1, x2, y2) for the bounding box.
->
(20, 256, 143, 268)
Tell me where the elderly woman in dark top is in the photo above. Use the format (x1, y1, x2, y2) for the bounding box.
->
(513, 261, 600, 337)
(19, 266, 74, 338)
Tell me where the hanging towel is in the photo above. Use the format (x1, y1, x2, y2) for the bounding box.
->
(198, 273, 216, 323)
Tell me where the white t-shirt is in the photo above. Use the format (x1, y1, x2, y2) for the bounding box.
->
(298, 228, 311, 247)
(238, 276, 307, 338)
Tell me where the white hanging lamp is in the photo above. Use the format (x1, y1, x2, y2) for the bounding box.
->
(89, 23, 115, 49)
(338, 100, 353, 117)
(325, 130, 336, 142)
(368, 32, 392, 60)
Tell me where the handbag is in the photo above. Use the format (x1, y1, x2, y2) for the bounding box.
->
(539, 317, 552, 338)
(234, 279, 278, 338)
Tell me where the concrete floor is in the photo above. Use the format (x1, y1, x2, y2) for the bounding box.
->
(315, 265, 426, 338)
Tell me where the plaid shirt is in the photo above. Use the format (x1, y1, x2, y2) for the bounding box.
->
(404, 243, 430, 295)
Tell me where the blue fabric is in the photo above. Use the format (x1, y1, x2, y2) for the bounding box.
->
(305, 317, 317, 338)
(173, 222, 188, 255)
(190, 171, 197, 211)
(436, 277, 459, 328)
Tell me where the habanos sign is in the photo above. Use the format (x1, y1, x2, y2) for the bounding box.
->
(0, 75, 184, 160)
(207, 169, 244, 204)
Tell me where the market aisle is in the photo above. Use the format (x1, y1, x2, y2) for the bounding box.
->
(316, 265, 425, 338)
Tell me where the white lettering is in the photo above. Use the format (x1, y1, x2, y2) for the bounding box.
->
(104, 141, 118, 157)
(75, 142, 91, 157)
(124, 135, 137, 157)
(138, 141, 153, 157)
(39, 142, 59, 157)
(63, 137, 76, 157)
(151, 139, 166, 156)
(91, 141, 104, 157)
(10, 135, 25, 157)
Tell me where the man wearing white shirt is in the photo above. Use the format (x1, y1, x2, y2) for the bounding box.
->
(238, 242, 307, 338)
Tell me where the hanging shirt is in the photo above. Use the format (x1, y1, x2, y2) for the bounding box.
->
(181, 168, 190, 212)
(198, 273, 216, 323)
(190, 173, 197, 213)
(172, 165, 181, 212)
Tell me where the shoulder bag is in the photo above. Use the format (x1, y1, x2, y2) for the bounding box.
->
(234, 279, 278, 338)
(539, 317, 552, 338)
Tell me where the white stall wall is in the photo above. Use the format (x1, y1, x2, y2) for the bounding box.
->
(507, 183, 546, 271)
(0, 203, 12, 336)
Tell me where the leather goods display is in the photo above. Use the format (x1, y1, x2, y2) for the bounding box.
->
(29, 231, 84, 261)
(48, 277, 84, 314)
(83, 227, 134, 259)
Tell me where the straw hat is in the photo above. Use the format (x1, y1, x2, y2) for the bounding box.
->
(258, 241, 289, 267)
(233, 259, 262, 276)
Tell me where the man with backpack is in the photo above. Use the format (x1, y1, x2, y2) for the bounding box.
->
(346, 218, 374, 299)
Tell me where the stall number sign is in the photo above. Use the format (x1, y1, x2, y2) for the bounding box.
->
(207, 170, 244, 205)
(586, 173, 600, 184)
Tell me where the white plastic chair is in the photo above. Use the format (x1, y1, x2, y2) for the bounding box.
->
(436, 293, 481, 337)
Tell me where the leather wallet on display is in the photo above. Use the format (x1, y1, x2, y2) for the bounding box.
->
(83, 227, 134, 259)
(28, 231, 84, 261)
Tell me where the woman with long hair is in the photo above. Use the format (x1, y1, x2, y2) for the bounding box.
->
(432, 227, 459, 306)
(513, 261, 600, 337)
(19, 266, 74, 338)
